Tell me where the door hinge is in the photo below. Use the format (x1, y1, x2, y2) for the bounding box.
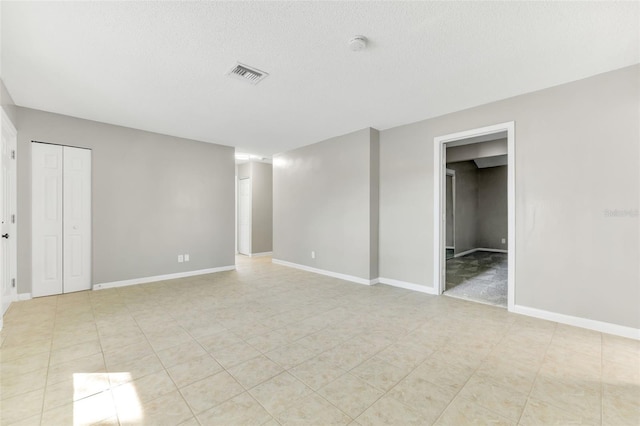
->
(11, 278, 16, 288)
(11, 214, 15, 224)
(11, 150, 15, 160)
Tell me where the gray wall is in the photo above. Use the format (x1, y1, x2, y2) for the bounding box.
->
(237, 161, 273, 255)
(250, 162, 273, 254)
(273, 128, 378, 281)
(477, 165, 508, 249)
(16, 107, 235, 293)
(1, 79, 18, 125)
(379, 64, 639, 329)
(369, 129, 380, 279)
(446, 161, 508, 253)
(446, 161, 478, 254)
(447, 138, 507, 163)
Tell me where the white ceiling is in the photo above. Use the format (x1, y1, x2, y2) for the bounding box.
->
(2, 1, 638, 158)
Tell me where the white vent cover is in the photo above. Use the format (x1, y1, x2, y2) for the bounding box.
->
(226, 63, 269, 85)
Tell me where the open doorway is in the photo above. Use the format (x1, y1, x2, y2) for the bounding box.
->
(433, 122, 515, 310)
(445, 169, 455, 260)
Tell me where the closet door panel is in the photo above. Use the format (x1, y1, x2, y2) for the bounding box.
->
(63, 146, 92, 293)
(32, 143, 63, 297)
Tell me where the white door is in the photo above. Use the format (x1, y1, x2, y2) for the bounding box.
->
(32, 143, 64, 297)
(32, 143, 91, 297)
(62, 147, 91, 293)
(238, 178, 251, 255)
(1, 109, 17, 317)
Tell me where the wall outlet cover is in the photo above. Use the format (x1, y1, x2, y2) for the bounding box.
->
(178, 255, 184, 263)
(184, 254, 190, 262)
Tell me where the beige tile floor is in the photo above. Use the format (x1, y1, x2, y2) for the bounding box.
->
(1, 256, 639, 425)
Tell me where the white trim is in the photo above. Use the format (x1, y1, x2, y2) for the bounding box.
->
(18, 293, 32, 301)
(445, 246, 455, 250)
(454, 248, 508, 258)
(477, 248, 508, 253)
(377, 277, 438, 295)
(272, 259, 376, 285)
(249, 251, 273, 257)
(513, 304, 640, 340)
(1, 108, 18, 318)
(445, 168, 456, 252)
(93, 266, 236, 290)
(237, 176, 252, 256)
(433, 121, 516, 311)
(453, 248, 477, 258)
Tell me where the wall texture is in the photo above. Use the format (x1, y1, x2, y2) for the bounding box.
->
(379, 64, 639, 329)
(273, 128, 378, 281)
(16, 107, 235, 293)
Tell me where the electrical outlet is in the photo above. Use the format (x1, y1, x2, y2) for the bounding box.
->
(311, 251, 315, 259)
(184, 254, 190, 262)
(178, 255, 184, 263)
(501, 238, 506, 244)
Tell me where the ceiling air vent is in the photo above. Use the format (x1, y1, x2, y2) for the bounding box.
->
(226, 63, 269, 85)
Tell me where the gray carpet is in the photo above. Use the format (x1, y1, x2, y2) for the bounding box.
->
(445, 251, 507, 307)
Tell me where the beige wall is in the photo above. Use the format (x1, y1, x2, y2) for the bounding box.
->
(273, 128, 379, 281)
(16, 107, 235, 293)
(379, 64, 639, 328)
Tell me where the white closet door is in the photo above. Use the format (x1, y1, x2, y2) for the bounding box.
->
(63, 147, 91, 293)
(32, 143, 64, 297)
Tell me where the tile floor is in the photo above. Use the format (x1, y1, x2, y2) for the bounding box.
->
(446, 251, 508, 307)
(1, 256, 638, 425)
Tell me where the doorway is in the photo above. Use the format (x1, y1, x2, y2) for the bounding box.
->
(237, 177, 251, 255)
(1, 109, 17, 321)
(433, 122, 515, 310)
(31, 142, 92, 297)
(445, 169, 455, 260)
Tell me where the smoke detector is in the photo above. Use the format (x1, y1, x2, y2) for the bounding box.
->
(349, 35, 367, 51)
(226, 63, 269, 85)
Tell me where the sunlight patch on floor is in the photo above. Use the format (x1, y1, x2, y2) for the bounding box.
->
(73, 372, 142, 425)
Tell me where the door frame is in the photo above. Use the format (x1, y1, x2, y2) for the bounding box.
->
(433, 121, 515, 310)
(445, 168, 456, 254)
(1, 108, 18, 324)
(237, 177, 252, 255)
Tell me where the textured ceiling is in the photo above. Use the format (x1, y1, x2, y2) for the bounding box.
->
(2, 1, 638, 157)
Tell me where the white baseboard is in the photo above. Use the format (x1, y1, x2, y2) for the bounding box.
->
(454, 248, 507, 257)
(454, 248, 476, 257)
(512, 304, 640, 340)
(377, 277, 438, 295)
(272, 259, 376, 286)
(93, 265, 236, 291)
(477, 248, 508, 253)
(18, 293, 32, 301)
(250, 251, 273, 257)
